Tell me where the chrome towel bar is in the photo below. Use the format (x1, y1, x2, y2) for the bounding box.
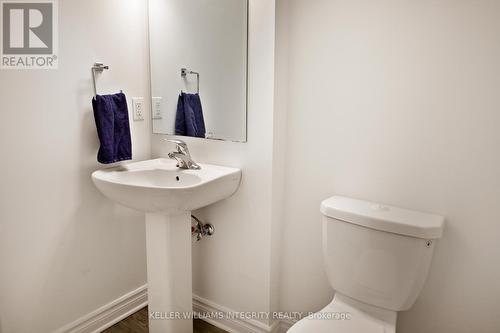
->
(92, 62, 122, 99)
(92, 62, 108, 98)
(181, 67, 200, 94)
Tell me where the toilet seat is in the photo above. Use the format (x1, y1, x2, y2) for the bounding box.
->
(288, 294, 396, 333)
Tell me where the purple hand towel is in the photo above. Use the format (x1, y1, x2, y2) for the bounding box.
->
(92, 93, 132, 164)
(175, 92, 206, 138)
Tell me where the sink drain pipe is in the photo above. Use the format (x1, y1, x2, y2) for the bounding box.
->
(191, 215, 215, 241)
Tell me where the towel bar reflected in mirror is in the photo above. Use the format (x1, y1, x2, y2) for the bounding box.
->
(181, 68, 200, 94)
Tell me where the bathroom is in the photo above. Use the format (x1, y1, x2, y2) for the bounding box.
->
(0, 0, 499, 332)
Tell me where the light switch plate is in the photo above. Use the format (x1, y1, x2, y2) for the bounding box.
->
(132, 97, 145, 121)
(152, 97, 162, 119)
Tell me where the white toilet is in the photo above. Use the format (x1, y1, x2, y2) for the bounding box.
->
(289, 196, 444, 333)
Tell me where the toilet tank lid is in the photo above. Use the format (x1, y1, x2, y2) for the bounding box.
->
(321, 196, 445, 239)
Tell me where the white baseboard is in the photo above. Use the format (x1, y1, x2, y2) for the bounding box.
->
(277, 319, 295, 333)
(54, 284, 148, 333)
(192, 295, 280, 333)
(54, 285, 296, 333)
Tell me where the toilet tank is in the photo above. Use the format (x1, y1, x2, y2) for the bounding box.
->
(321, 196, 444, 311)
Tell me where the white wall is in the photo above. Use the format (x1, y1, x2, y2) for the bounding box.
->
(151, 0, 278, 326)
(271, 0, 289, 319)
(0, 0, 150, 332)
(278, 0, 500, 332)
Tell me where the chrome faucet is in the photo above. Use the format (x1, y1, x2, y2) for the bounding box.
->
(166, 139, 201, 170)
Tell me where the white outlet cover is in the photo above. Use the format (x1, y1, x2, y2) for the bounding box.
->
(132, 97, 145, 121)
(152, 97, 162, 119)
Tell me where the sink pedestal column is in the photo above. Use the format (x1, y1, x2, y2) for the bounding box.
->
(145, 212, 193, 333)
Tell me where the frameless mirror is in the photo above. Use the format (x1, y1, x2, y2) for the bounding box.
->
(149, 0, 248, 142)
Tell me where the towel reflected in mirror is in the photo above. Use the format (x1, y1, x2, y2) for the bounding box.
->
(175, 92, 206, 138)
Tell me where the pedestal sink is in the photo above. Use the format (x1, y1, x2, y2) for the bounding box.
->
(91, 158, 241, 333)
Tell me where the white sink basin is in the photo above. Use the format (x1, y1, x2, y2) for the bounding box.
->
(92, 158, 241, 214)
(91, 158, 241, 333)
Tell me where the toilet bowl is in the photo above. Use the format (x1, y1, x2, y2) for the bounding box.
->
(289, 293, 397, 333)
(289, 196, 444, 333)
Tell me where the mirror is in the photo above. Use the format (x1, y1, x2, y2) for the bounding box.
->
(149, 0, 248, 142)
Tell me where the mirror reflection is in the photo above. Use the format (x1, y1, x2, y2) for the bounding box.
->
(149, 0, 248, 142)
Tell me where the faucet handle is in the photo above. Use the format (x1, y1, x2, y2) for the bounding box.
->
(164, 138, 191, 156)
(165, 138, 187, 147)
